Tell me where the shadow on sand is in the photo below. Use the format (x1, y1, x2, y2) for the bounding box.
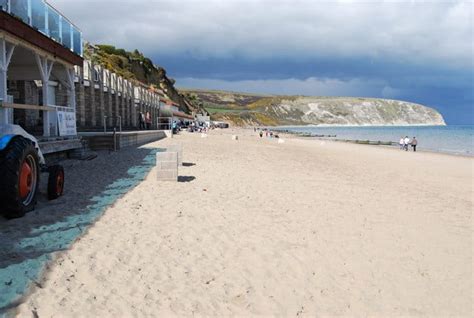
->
(178, 176, 196, 183)
(0, 145, 164, 315)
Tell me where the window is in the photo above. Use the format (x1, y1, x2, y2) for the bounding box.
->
(73, 27, 82, 56)
(48, 6, 61, 42)
(10, 0, 29, 24)
(61, 17, 72, 49)
(31, 0, 46, 33)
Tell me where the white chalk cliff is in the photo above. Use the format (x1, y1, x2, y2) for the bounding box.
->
(266, 97, 446, 126)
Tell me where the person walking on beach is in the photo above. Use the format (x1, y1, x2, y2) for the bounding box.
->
(145, 111, 151, 130)
(172, 121, 177, 134)
(259, 131, 263, 138)
(404, 136, 410, 151)
(399, 137, 404, 150)
(139, 112, 146, 130)
(411, 137, 418, 152)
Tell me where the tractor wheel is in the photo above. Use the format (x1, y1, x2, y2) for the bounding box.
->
(0, 136, 40, 219)
(47, 165, 64, 200)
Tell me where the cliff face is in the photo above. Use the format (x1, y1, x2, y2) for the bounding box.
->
(84, 44, 202, 114)
(265, 97, 446, 126)
(182, 90, 446, 126)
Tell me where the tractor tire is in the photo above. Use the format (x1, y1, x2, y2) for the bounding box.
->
(47, 165, 64, 200)
(0, 136, 40, 219)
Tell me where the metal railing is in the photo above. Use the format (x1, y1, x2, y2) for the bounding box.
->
(156, 117, 172, 130)
(156, 117, 174, 138)
(1, 0, 83, 56)
(103, 115, 122, 133)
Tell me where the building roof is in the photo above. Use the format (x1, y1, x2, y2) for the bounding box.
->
(160, 98, 179, 107)
(173, 111, 194, 120)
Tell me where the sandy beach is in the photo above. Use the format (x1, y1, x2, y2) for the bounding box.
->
(10, 128, 473, 317)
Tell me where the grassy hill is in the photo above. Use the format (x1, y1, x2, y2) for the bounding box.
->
(85, 44, 202, 114)
(180, 89, 446, 127)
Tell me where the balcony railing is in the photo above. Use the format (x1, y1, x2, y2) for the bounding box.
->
(1, 0, 83, 57)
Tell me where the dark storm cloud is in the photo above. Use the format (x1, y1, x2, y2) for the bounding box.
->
(50, 0, 471, 68)
(49, 0, 473, 123)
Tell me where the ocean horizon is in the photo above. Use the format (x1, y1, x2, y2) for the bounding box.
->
(276, 125, 474, 156)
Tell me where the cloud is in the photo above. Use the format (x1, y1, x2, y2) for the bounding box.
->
(47, 0, 473, 124)
(49, 0, 473, 69)
(381, 86, 401, 99)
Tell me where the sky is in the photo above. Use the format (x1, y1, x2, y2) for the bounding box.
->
(51, 0, 473, 124)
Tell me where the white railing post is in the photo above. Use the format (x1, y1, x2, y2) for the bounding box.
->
(0, 38, 15, 125)
(44, 2, 49, 37)
(66, 66, 76, 110)
(170, 117, 173, 138)
(35, 53, 54, 137)
(27, 0, 32, 26)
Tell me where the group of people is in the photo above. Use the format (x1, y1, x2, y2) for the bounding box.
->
(255, 127, 279, 139)
(138, 111, 152, 130)
(399, 136, 418, 152)
(187, 122, 210, 133)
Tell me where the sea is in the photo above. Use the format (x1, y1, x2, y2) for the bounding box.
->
(276, 125, 474, 156)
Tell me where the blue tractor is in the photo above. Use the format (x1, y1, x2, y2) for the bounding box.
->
(0, 124, 64, 219)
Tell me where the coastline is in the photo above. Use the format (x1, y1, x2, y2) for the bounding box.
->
(8, 128, 473, 317)
(269, 129, 472, 158)
(276, 123, 448, 128)
(271, 125, 473, 157)
(288, 135, 474, 158)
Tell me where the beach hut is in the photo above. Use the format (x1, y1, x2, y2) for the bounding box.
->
(0, 0, 83, 146)
(0, 0, 83, 217)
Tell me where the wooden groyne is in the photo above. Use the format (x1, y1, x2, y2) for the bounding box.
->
(338, 139, 395, 146)
(273, 129, 396, 147)
(273, 129, 336, 138)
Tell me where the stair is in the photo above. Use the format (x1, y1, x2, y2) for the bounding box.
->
(83, 135, 117, 151)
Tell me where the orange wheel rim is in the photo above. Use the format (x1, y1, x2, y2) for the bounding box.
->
(19, 161, 33, 199)
(56, 172, 64, 195)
